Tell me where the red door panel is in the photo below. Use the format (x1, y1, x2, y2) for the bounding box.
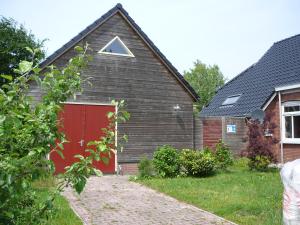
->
(50, 104, 116, 174)
(51, 104, 85, 173)
(85, 105, 116, 173)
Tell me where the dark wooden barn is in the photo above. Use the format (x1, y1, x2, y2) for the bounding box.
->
(29, 4, 199, 174)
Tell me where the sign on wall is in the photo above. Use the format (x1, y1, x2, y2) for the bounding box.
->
(227, 124, 236, 133)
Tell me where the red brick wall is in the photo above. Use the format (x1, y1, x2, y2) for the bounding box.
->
(120, 163, 138, 175)
(200, 117, 247, 154)
(202, 117, 222, 149)
(265, 90, 300, 162)
(284, 145, 300, 161)
(264, 95, 281, 161)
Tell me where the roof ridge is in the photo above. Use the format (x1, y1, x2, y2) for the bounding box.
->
(217, 63, 255, 92)
(274, 33, 300, 45)
(116, 3, 123, 8)
(113, 5, 199, 100)
(39, 3, 199, 101)
(40, 4, 121, 67)
(218, 35, 280, 93)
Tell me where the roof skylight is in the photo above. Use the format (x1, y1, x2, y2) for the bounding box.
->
(222, 95, 241, 106)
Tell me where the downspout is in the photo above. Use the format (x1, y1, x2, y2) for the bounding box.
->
(278, 91, 284, 164)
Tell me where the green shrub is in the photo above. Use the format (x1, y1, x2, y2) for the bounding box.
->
(138, 156, 155, 178)
(215, 140, 233, 171)
(153, 145, 180, 178)
(234, 157, 250, 168)
(180, 149, 216, 177)
(248, 155, 271, 172)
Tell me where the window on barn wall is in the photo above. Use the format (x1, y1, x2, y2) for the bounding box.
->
(98, 36, 134, 57)
(222, 94, 241, 106)
(282, 101, 300, 143)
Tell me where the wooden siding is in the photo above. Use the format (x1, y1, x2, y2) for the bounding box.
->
(194, 115, 202, 149)
(28, 12, 195, 163)
(222, 117, 248, 155)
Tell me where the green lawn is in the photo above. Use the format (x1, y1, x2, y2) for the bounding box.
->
(138, 160, 283, 225)
(33, 177, 83, 225)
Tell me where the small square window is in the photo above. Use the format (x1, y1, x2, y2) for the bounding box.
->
(222, 95, 241, 106)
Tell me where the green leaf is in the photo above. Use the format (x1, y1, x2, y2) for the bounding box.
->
(57, 142, 64, 150)
(93, 168, 102, 176)
(74, 154, 84, 160)
(25, 47, 34, 54)
(74, 46, 84, 53)
(21, 180, 28, 189)
(123, 111, 130, 120)
(0, 115, 6, 124)
(55, 149, 64, 159)
(107, 111, 114, 119)
(102, 157, 109, 165)
(19, 61, 33, 74)
(32, 67, 42, 74)
(45, 198, 53, 209)
(74, 178, 86, 194)
(28, 150, 36, 156)
(94, 153, 100, 161)
(6, 174, 12, 185)
(34, 48, 41, 54)
(0, 75, 12, 81)
(123, 134, 128, 142)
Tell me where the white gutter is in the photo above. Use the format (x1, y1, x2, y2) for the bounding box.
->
(278, 91, 284, 163)
(275, 83, 300, 92)
(262, 92, 277, 111)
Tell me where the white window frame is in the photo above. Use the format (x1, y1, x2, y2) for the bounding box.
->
(98, 36, 135, 57)
(282, 101, 300, 144)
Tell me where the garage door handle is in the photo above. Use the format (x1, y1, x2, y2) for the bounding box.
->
(78, 139, 84, 147)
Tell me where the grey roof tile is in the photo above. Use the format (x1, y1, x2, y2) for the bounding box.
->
(201, 34, 300, 117)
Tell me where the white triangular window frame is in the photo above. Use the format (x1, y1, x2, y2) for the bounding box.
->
(98, 36, 134, 57)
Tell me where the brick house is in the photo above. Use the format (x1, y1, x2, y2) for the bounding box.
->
(200, 34, 300, 163)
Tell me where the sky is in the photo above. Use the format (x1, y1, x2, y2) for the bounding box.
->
(1, 0, 300, 80)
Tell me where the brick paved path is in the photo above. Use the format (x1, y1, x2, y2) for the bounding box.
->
(63, 176, 236, 225)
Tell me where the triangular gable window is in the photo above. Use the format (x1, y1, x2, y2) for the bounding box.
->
(99, 36, 134, 57)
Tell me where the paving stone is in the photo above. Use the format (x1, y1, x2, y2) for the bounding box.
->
(63, 176, 237, 225)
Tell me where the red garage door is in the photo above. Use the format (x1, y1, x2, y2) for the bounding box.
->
(50, 103, 116, 174)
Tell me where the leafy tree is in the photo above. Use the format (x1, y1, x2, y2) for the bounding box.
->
(0, 17, 45, 85)
(0, 45, 130, 224)
(184, 60, 226, 112)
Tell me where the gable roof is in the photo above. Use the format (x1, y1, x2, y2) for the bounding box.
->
(201, 34, 300, 117)
(40, 3, 199, 102)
